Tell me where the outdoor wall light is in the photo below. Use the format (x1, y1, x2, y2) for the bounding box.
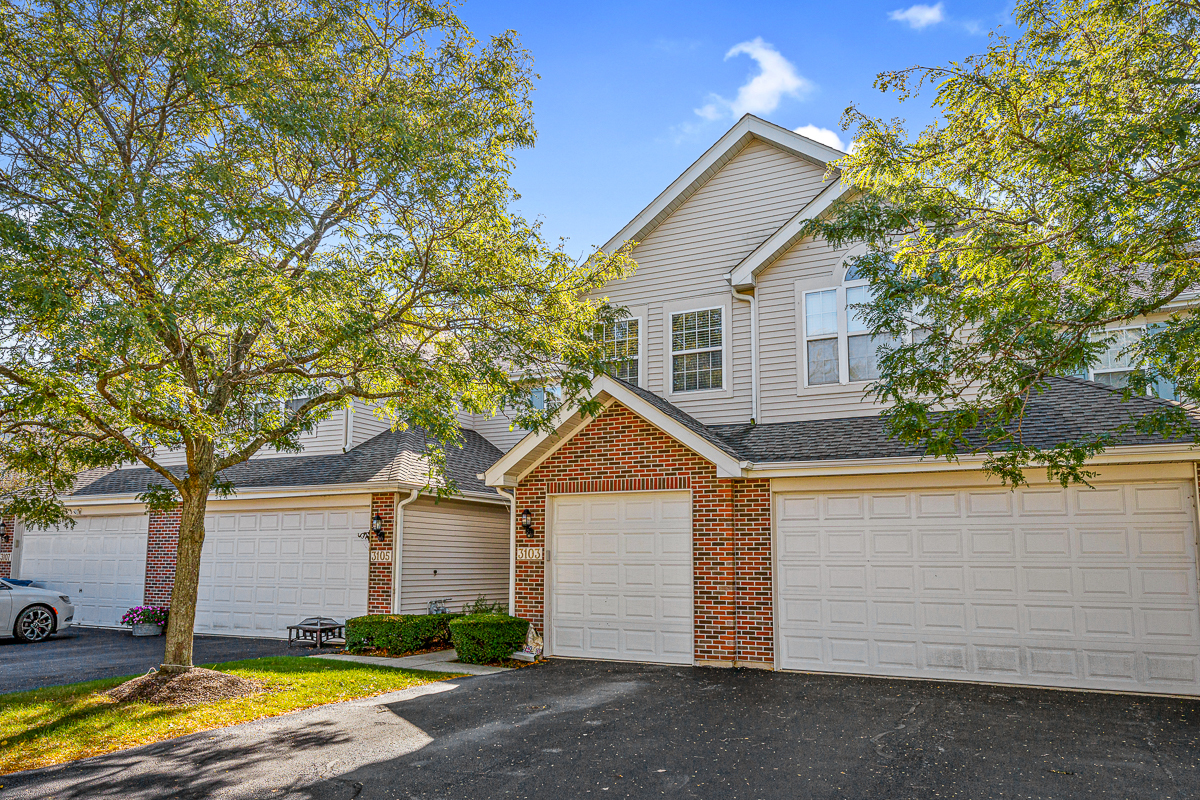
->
(520, 508, 534, 538)
(0, 520, 7, 544)
(371, 513, 385, 542)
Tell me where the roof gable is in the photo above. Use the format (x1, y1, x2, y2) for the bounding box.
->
(601, 115, 846, 255)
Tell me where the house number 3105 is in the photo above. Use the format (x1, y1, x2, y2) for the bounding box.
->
(369, 551, 392, 563)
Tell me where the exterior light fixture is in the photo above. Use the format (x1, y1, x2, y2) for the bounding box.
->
(0, 520, 7, 543)
(520, 508, 534, 538)
(371, 513, 385, 542)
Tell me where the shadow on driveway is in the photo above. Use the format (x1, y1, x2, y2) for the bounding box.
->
(4, 660, 1200, 799)
(0, 626, 297, 694)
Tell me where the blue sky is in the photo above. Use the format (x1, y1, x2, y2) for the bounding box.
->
(456, 0, 1018, 256)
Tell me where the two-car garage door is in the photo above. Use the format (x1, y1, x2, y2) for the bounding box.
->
(776, 481, 1200, 694)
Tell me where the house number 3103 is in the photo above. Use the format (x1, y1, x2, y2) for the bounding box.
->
(516, 547, 544, 561)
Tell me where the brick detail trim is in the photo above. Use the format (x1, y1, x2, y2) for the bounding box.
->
(145, 507, 182, 605)
(546, 476, 690, 495)
(0, 514, 13, 579)
(367, 492, 397, 614)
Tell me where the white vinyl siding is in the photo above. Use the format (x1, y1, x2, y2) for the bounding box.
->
(595, 139, 830, 424)
(758, 236, 882, 422)
(775, 480, 1200, 694)
(466, 411, 528, 452)
(399, 497, 510, 615)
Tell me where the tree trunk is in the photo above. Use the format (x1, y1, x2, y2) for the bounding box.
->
(160, 487, 210, 672)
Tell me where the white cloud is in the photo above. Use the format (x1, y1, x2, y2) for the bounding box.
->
(793, 124, 847, 152)
(889, 2, 945, 29)
(694, 38, 813, 121)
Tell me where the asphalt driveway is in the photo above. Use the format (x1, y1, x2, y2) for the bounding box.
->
(4, 659, 1200, 799)
(0, 625, 294, 694)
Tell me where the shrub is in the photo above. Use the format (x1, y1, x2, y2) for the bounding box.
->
(449, 614, 530, 664)
(121, 606, 168, 626)
(345, 613, 462, 654)
(461, 595, 507, 615)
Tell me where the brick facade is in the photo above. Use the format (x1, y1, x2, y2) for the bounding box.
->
(514, 402, 774, 667)
(367, 492, 397, 614)
(145, 506, 182, 605)
(0, 514, 13, 579)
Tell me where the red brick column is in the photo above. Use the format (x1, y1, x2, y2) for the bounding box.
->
(0, 514, 14, 579)
(734, 479, 773, 667)
(367, 492, 397, 614)
(145, 507, 181, 605)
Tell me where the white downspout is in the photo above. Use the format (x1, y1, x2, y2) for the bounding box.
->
(496, 487, 517, 614)
(392, 488, 420, 614)
(731, 284, 759, 423)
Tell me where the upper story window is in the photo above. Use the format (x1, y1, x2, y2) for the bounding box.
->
(801, 259, 897, 387)
(1090, 327, 1143, 388)
(529, 385, 562, 410)
(598, 319, 640, 382)
(671, 308, 723, 392)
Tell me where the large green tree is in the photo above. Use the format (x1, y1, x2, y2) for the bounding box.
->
(0, 0, 631, 669)
(808, 0, 1200, 486)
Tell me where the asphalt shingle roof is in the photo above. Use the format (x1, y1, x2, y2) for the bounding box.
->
(72, 427, 503, 497)
(708, 375, 1197, 463)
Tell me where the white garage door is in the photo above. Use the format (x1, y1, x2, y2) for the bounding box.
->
(548, 491, 692, 664)
(776, 481, 1200, 694)
(196, 506, 370, 638)
(17, 515, 148, 628)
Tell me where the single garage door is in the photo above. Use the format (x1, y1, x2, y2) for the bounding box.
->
(196, 506, 370, 638)
(17, 514, 148, 628)
(548, 491, 692, 664)
(776, 481, 1200, 694)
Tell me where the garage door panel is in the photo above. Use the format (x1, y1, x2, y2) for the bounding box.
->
(777, 481, 1200, 694)
(196, 505, 369, 638)
(19, 515, 148, 628)
(549, 492, 692, 665)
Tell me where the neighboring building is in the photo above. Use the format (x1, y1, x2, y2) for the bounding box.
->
(3, 401, 516, 636)
(484, 114, 1200, 696)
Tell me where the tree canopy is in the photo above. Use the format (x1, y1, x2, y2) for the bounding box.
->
(0, 0, 632, 667)
(807, 0, 1200, 486)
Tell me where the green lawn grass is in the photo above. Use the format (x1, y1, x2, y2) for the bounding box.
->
(0, 656, 461, 775)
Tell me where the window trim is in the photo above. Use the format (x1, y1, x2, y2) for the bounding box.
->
(662, 296, 733, 399)
(670, 305, 725, 393)
(1088, 324, 1146, 387)
(598, 314, 644, 388)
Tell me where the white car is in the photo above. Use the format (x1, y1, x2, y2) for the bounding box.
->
(0, 579, 75, 642)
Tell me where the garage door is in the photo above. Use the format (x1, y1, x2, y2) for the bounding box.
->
(776, 481, 1200, 694)
(17, 515, 148, 628)
(196, 507, 370, 638)
(548, 491, 692, 664)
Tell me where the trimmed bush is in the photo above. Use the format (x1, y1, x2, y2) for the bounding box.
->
(345, 613, 462, 655)
(449, 614, 530, 664)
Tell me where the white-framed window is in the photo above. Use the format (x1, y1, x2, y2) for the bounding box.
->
(671, 307, 723, 392)
(598, 318, 640, 383)
(799, 257, 898, 387)
(529, 385, 562, 410)
(1089, 327, 1144, 388)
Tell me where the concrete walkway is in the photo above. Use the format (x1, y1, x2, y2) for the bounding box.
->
(311, 647, 511, 676)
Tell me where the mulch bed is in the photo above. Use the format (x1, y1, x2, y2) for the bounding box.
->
(106, 668, 265, 706)
(346, 644, 451, 659)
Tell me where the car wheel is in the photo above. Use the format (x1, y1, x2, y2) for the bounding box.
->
(14, 605, 55, 643)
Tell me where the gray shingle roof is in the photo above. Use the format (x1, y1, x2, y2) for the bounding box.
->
(610, 377, 745, 461)
(709, 376, 1197, 463)
(72, 428, 503, 497)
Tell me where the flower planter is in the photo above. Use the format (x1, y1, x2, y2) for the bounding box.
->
(131, 623, 162, 637)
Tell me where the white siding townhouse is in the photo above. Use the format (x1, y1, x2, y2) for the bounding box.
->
(1, 399, 525, 636)
(484, 115, 1200, 696)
